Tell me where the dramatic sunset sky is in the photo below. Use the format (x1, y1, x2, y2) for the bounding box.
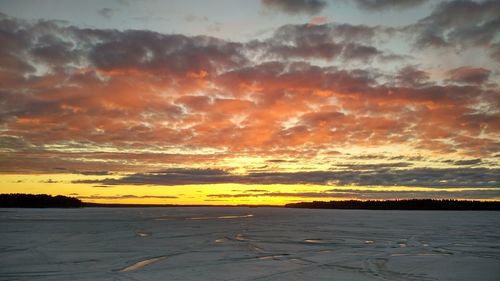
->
(0, 0, 499, 204)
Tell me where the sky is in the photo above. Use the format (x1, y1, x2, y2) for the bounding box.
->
(0, 0, 499, 204)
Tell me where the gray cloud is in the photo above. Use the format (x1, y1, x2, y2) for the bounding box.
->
(410, 0, 500, 61)
(97, 8, 115, 19)
(0, 135, 36, 152)
(261, 0, 327, 15)
(452, 158, 482, 166)
(207, 188, 500, 200)
(85, 30, 247, 76)
(396, 66, 430, 87)
(352, 0, 428, 10)
(446, 67, 491, 84)
(74, 167, 500, 188)
(341, 43, 381, 61)
(0, 15, 248, 80)
(255, 23, 395, 62)
(75, 168, 232, 185)
(336, 162, 412, 170)
(266, 159, 299, 163)
(78, 171, 112, 176)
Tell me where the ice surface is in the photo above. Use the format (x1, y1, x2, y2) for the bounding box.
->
(0, 207, 499, 281)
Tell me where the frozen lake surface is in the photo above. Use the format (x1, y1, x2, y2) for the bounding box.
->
(1, 207, 499, 281)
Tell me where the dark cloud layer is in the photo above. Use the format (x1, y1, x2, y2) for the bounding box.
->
(75, 167, 500, 188)
(208, 189, 500, 200)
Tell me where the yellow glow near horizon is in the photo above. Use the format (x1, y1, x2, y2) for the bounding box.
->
(1, 174, 499, 205)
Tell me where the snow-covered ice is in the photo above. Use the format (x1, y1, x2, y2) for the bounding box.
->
(0, 207, 499, 280)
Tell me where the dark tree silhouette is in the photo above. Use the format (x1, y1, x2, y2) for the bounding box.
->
(285, 199, 500, 210)
(0, 194, 83, 208)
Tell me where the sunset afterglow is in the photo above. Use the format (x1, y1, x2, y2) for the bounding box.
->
(0, 0, 499, 204)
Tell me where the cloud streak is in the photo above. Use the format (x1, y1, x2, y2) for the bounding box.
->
(74, 167, 500, 188)
(207, 189, 500, 200)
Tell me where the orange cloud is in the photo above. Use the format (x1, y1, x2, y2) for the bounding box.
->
(0, 15, 498, 179)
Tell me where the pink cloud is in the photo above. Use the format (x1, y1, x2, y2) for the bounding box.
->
(307, 16, 328, 27)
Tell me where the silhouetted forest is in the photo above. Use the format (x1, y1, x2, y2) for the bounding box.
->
(285, 199, 500, 210)
(0, 194, 82, 208)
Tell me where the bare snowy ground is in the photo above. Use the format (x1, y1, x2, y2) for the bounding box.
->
(0, 207, 499, 281)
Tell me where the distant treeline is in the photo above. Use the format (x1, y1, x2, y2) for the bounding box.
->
(285, 199, 500, 211)
(0, 194, 83, 208)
